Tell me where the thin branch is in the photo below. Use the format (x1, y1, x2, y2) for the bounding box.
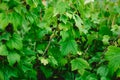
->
(112, 15, 115, 26)
(42, 30, 56, 56)
(42, 38, 51, 56)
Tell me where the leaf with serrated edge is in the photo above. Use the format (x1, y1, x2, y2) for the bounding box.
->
(60, 39, 77, 55)
(105, 46, 120, 75)
(71, 58, 90, 75)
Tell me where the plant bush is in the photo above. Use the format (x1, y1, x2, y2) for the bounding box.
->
(0, 0, 120, 80)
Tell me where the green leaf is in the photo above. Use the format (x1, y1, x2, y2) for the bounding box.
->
(27, 69, 37, 80)
(86, 33, 97, 45)
(99, 25, 112, 36)
(0, 3, 8, 11)
(0, 71, 4, 80)
(117, 39, 120, 45)
(60, 39, 77, 56)
(54, 1, 68, 16)
(7, 52, 20, 66)
(60, 31, 69, 41)
(73, 14, 88, 34)
(66, 12, 72, 19)
(100, 77, 110, 80)
(0, 13, 9, 30)
(71, 58, 90, 75)
(0, 45, 8, 56)
(20, 56, 36, 72)
(117, 69, 120, 78)
(86, 74, 98, 80)
(73, 15, 83, 27)
(6, 33, 23, 50)
(73, 14, 83, 27)
(48, 56, 58, 66)
(43, 7, 53, 21)
(8, 0, 19, 9)
(0, 32, 10, 41)
(58, 58, 68, 66)
(59, 22, 71, 31)
(10, 12, 22, 30)
(111, 25, 120, 36)
(0, 12, 22, 31)
(23, 48, 36, 56)
(26, 0, 38, 8)
(36, 29, 48, 39)
(40, 66, 53, 79)
(113, 6, 120, 14)
(26, 13, 34, 24)
(59, 14, 68, 24)
(4, 66, 18, 80)
(102, 35, 110, 45)
(97, 66, 108, 77)
(105, 46, 120, 75)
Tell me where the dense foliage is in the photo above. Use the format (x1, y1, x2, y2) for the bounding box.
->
(0, 0, 120, 80)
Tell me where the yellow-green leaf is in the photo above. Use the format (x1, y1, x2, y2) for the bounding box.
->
(71, 58, 90, 75)
(0, 45, 8, 56)
(7, 52, 20, 66)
